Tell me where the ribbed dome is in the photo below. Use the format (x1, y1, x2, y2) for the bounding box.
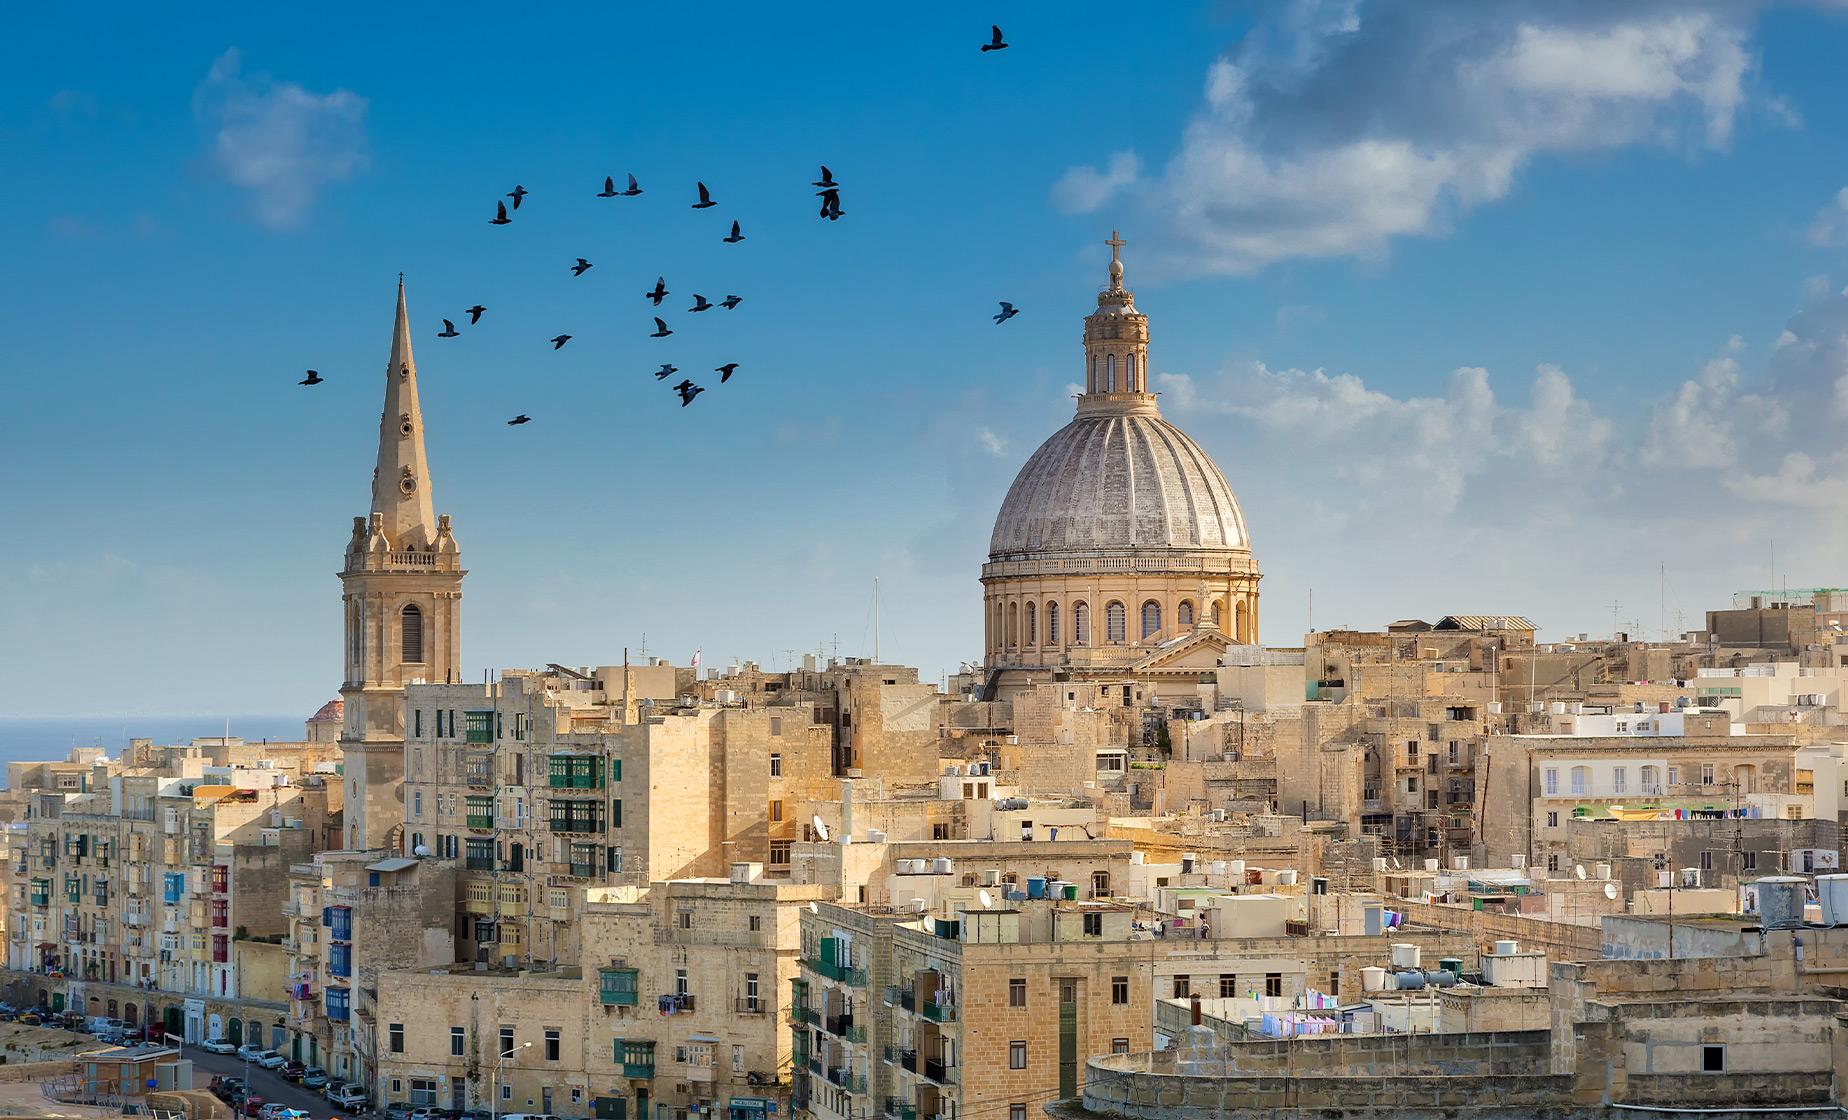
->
(989, 410, 1250, 560)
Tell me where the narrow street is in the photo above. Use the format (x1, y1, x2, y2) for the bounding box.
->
(184, 1047, 354, 1116)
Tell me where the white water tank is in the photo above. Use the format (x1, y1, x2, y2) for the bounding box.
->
(1361, 966, 1389, 992)
(1452, 856, 1470, 871)
(1511, 854, 1526, 869)
(1390, 943, 1421, 969)
(1817, 875, 1848, 926)
(1276, 870, 1299, 886)
(1129, 851, 1146, 866)
(932, 858, 953, 875)
(1595, 862, 1612, 881)
(1227, 860, 1246, 877)
(1424, 859, 1439, 873)
(1754, 876, 1806, 930)
(1373, 858, 1389, 872)
(1211, 861, 1228, 876)
(1493, 940, 1520, 956)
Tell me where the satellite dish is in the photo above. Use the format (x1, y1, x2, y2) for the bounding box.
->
(978, 890, 994, 909)
(1603, 883, 1619, 900)
(1574, 864, 1587, 880)
(812, 815, 831, 842)
(412, 844, 431, 857)
(808, 901, 820, 914)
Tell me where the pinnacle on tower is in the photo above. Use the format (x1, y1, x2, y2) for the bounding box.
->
(370, 276, 439, 550)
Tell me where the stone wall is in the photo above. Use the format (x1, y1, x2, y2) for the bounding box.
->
(1394, 898, 1602, 961)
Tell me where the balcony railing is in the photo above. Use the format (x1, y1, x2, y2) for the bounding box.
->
(789, 1005, 820, 1027)
(883, 1046, 917, 1073)
(824, 1014, 854, 1038)
(735, 997, 766, 1015)
(465, 856, 495, 871)
(920, 998, 955, 1023)
(466, 815, 496, 831)
(922, 1058, 955, 1085)
(884, 986, 916, 1012)
(884, 1100, 918, 1120)
(824, 1066, 866, 1093)
(809, 959, 868, 986)
(623, 1060, 655, 1080)
(568, 862, 597, 878)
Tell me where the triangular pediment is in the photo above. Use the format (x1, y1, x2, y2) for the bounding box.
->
(1131, 629, 1238, 671)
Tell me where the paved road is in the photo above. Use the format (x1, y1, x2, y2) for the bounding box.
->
(183, 1047, 356, 1116)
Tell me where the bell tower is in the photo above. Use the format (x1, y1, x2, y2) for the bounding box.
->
(339, 277, 464, 850)
(1079, 230, 1156, 413)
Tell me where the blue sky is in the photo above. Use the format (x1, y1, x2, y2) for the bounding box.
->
(6, 2, 1848, 716)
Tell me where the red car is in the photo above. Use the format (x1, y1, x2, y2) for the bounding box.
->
(241, 1095, 267, 1117)
(279, 1061, 307, 1081)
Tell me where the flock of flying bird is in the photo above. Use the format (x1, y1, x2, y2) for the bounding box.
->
(297, 24, 1020, 422)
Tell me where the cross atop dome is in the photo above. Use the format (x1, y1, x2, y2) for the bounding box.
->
(1106, 229, 1125, 291)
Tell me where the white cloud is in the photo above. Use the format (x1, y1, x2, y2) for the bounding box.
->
(1052, 151, 1141, 214)
(193, 48, 367, 229)
(1808, 187, 1848, 247)
(1060, 2, 1769, 274)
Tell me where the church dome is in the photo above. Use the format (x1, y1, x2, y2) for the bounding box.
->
(989, 410, 1250, 559)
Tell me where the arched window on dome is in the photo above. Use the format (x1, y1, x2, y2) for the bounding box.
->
(1006, 602, 1018, 648)
(1127, 354, 1138, 392)
(1177, 600, 1195, 629)
(1106, 355, 1117, 392)
(1073, 602, 1090, 646)
(1210, 599, 1225, 631)
(1024, 602, 1037, 647)
(401, 604, 424, 663)
(1046, 601, 1060, 645)
(1140, 600, 1161, 641)
(1105, 601, 1126, 644)
(1235, 598, 1251, 643)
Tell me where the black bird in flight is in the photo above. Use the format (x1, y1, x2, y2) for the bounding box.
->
(692, 181, 716, 209)
(651, 317, 673, 338)
(689, 294, 713, 313)
(491, 200, 511, 225)
(654, 363, 678, 380)
(813, 165, 838, 188)
(572, 258, 593, 277)
(994, 301, 1019, 324)
(717, 362, 739, 383)
(982, 24, 1008, 51)
(551, 334, 573, 350)
(720, 295, 742, 310)
(816, 188, 843, 220)
(622, 173, 643, 196)
(465, 305, 486, 325)
(644, 277, 668, 306)
(507, 414, 531, 425)
(674, 380, 704, 406)
(437, 319, 461, 338)
(598, 176, 620, 198)
(507, 184, 529, 209)
(723, 220, 745, 244)
(299, 370, 323, 386)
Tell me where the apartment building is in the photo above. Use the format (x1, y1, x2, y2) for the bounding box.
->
(371, 869, 828, 1118)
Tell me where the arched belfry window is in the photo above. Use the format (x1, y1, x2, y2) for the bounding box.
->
(1127, 354, 1138, 391)
(1141, 600, 1162, 640)
(1073, 602, 1090, 646)
(1106, 355, 1117, 392)
(401, 604, 424, 663)
(1106, 601, 1127, 644)
(1024, 602, 1037, 646)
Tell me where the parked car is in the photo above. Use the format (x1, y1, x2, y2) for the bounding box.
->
(254, 1049, 288, 1069)
(239, 1094, 267, 1117)
(500, 1114, 561, 1120)
(17, 1012, 42, 1025)
(209, 1075, 245, 1102)
(278, 1059, 307, 1080)
(236, 1044, 267, 1063)
(201, 1036, 237, 1054)
(259, 1105, 310, 1120)
(300, 1067, 329, 1089)
(383, 1105, 413, 1120)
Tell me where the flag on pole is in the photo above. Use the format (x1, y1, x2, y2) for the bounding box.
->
(691, 648, 702, 669)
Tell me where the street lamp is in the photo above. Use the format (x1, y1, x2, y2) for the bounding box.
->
(490, 1041, 530, 1120)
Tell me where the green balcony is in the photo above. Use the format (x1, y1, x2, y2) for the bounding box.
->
(622, 1059, 654, 1080)
(465, 711, 495, 744)
(920, 999, 956, 1023)
(820, 960, 868, 986)
(466, 814, 496, 830)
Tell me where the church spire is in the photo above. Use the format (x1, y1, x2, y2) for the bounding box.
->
(1079, 230, 1154, 414)
(370, 275, 438, 550)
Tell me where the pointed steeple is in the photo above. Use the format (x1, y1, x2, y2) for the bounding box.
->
(370, 275, 438, 550)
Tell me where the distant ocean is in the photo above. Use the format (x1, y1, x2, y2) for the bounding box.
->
(0, 717, 306, 787)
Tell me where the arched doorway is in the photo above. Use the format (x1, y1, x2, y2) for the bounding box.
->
(123, 1003, 138, 1026)
(228, 1018, 243, 1047)
(163, 1006, 181, 1037)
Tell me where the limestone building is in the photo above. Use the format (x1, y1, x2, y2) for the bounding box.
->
(982, 235, 1260, 700)
(341, 279, 465, 850)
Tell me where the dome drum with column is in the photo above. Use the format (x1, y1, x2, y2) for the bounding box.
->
(981, 233, 1260, 691)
